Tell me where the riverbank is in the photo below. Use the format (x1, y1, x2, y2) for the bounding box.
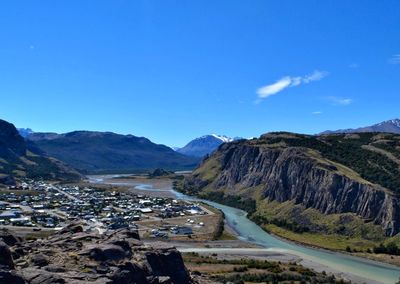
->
(89, 175, 400, 284)
(179, 185, 400, 268)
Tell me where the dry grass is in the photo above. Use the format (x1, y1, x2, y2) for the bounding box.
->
(354, 252, 400, 267)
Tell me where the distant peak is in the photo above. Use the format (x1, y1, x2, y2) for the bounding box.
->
(378, 118, 400, 127)
(210, 134, 234, 143)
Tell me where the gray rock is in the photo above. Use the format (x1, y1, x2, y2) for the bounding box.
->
(30, 273, 66, 284)
(145, 250, 191, 284)
(0, 269, 25, 284)
(30, 253, 49, 267)
(0, 229, 21, 246)
(58, 223, 83, 235)
(44, 265, 66, 273)
(110, 262, 147, 284)
(0, 241, 14, 269)
(90, 244, 127, 262)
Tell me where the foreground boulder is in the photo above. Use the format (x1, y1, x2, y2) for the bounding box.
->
(3, 225, 195, 284)
(145, 250, 191, 284)
(0, 229, 21, 247)
(30, 254, 49, 267)
(110, 262, 147, 284)
(0, 270, 25, 284)
(89, 244, 129, 262)
(0, 241, 14, 269)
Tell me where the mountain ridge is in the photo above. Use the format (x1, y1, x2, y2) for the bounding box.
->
(322, 118, 400, 134)
(27, 131, 200, 174)
(0, 119, 82, 184)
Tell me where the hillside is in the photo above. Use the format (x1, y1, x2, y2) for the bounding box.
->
(0, 120, 82, 184)
(181, 132, 400, 249)
(322, 118, 400, 134)
(27, 131, 200, 173)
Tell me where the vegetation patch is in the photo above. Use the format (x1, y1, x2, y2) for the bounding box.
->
(251, 200, 384, 252)
(183, 253, 348, 283)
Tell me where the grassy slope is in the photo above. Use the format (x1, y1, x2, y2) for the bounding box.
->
(253, 200, 383, 251)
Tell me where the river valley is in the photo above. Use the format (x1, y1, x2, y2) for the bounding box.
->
(89, 175, 400, 284)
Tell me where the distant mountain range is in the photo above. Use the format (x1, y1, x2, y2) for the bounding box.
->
(176, 134, 242, 157)
(321, 118, 400, 134)
(0, 120, 82, 185)
(26, 131, 200, 174)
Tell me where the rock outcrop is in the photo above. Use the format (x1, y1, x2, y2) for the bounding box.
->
(0, 227, 194, 284)
(0, 240, 15, 269)
(185, 133, 400, 236)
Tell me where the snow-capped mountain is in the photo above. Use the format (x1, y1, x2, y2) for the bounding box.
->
(321, 118, 400, 134)
(176, 134, 241, 157)
(17, 128, 34, 138)
(209, 134, 234, 143)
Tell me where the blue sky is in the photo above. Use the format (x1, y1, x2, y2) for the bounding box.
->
(0, 1, 399, 147)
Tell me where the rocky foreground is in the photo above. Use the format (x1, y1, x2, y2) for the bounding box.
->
(0, 225, 196, 284)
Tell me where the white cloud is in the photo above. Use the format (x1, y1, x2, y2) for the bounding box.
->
(312, 111, 323, 115)
(388, 54, 400, 65)
(327, 96, 353, 106)
(303, 70, 328, 84)
(256, 77, 292, 98)
(256, 70, 328, 102)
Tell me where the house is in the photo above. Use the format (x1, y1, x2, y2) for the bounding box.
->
(0, 211, 19, 220)
(171, 226, 193, 235)
(0, 202, 7, 210)
(139, 208, 153, 213)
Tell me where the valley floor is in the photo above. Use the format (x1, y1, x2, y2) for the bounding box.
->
(90, 175, 400, 283)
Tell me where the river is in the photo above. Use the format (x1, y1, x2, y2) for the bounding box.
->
(90, 175, 400, 284)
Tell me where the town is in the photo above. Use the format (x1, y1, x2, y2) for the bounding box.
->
(0, 179, 215, 239)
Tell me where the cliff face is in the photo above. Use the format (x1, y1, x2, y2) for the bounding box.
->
(186, 133, 400, 236)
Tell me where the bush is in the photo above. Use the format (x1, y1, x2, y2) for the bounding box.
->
(373, 242, 400, 255)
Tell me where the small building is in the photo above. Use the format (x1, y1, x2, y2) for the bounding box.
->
(139, 208, 153, 213)
(0, 211, 19, 220)
(171, 226, 193, 235)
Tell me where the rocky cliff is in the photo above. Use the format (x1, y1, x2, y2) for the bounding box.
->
(184, 132, 400, 236)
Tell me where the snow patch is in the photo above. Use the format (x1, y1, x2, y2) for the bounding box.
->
(210, 134, 234, 143)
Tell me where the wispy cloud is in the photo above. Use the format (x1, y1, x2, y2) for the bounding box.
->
(312, 111, 323, 115)
(256, 77, 292, 99)
(303, 70, 328, 83)
(256, 70, 328, 102)
(388, 54, 400, 65)
(327, 96, 353, 106)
